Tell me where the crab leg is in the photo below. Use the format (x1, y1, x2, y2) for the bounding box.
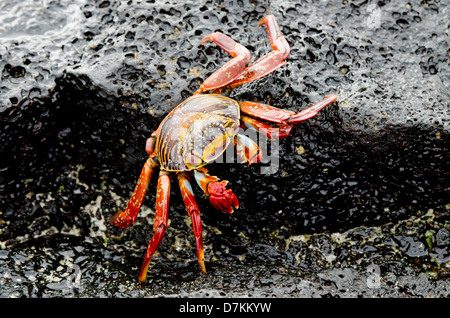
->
(241, 115, 293, 140)
(139, 170, 171, 283)
(234, 133, 263, 164)
(287, 95, 338, 124)
(193, 168, 239, 214)
(239, 95, 337, 138)
(195, 32, 251, 94)
(111, 133, 159, 229)
(177, 172, 206, 274)
(229, 15, 291, 89)
(110, 154, 159, 229)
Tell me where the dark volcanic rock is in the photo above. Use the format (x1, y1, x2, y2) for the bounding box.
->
(0, 0, 448, 297)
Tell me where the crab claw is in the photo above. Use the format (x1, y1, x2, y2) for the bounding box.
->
(207, 181, 239, 213)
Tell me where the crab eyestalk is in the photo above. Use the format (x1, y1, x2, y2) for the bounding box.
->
(194, 169, 239, 213)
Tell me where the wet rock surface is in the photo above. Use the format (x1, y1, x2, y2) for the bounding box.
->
(0, 0, 448, 297)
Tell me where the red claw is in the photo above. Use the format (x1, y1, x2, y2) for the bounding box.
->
(207, 181, 239, 213)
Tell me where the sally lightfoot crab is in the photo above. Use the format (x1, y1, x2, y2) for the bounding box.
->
(110, 15, 337, 282)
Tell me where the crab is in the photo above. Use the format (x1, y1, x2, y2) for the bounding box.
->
(110, 15, 337, 282)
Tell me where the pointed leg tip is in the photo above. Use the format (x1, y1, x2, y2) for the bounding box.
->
(110, 210, 133, 229)
(138, 264, 149, 283)
(139, 259, 152, 283)
(325, 94, 338, 102)
(199, 260, 207, 275)
(138, 275, 147, 284)
(258, 15, 274, 26)
(200, 37, 210, 46)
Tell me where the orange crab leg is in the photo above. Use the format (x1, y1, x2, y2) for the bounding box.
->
(229, 15, 291, 88)
(195, 32, 251, 94)
(240, 101, 295, 124)
(177, 172, 206, 274)
(234, 133, 263, 164)
(241, 115, 293, 140)
(240, 94, 337, 127)
(139, 170, 171, 283)
(110, 154, 159, 229)
(286, 95, 338, 124)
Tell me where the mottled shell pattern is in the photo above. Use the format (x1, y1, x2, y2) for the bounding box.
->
(155, 94, 240, 171)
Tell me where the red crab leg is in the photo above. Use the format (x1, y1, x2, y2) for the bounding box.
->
(193, 168, 239, 214)
(177, 172, 206, 274)
(234, 133, 263, 164)
(286, 95, 338, 124)
(139, 170, 171, 283)
(241, 115, 293, 140)
(110, 153, 159, 229)
(195, 32, 251, 94)
(240, 94, 337, 127)
(229, 15, 291, 89)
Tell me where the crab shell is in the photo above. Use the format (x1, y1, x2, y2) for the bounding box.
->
(155, 94, 240, 172)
